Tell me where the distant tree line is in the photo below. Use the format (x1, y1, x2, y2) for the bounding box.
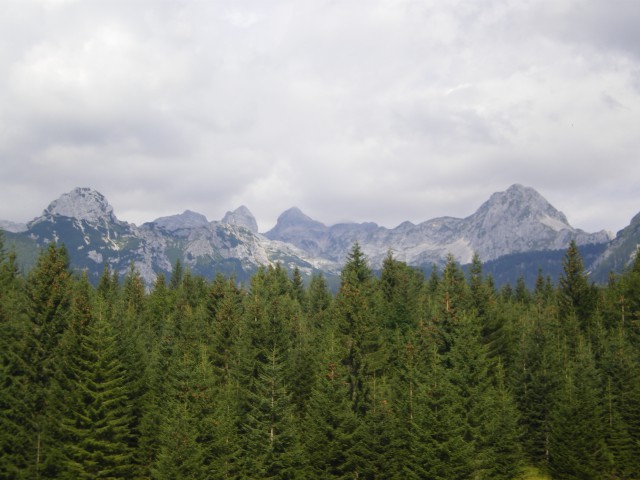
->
(1, 231, 639, 479)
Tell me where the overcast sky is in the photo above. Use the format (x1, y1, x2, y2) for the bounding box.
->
(1, 0, 639, 234)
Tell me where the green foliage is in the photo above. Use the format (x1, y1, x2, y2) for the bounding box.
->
(559, 240, 595, 326)
(54, 276, 136, 478)
(549, 337, 608, 479)
(1, 240, 639, 478)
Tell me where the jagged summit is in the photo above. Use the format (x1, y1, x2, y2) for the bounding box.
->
(32, 187, 117, 225)
(471, 184, 570, 231)
(221, 206, 258, 233)
(461, 184, 611, 261)
(151, 210, 209, 231)
(2, 183, 624, 287)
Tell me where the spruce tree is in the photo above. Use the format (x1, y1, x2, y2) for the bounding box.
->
(549, 336, 607, 479)
(23, 243, 73, 477)
(480, 360, 525, 479)
(468, 252, 492, 318)
(558, 240, 595, 327)
(379, 251, 424, 333)
(600, 328, 640, 478)
(234, 265, 303, 477)
(512, 306, 561, 468)
(54, 274, 135, 479)
(207, 273, 244, 387)
(0, 234, 32, 477)
(303, 362, 358, 478)
(337, 243, 387, 418)
(615, 248, 640, 346)
(433, 254, 470, 355)
(151, 341, 211, 479)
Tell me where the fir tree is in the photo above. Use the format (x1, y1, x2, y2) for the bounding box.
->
(433, 254, 470, 355)
(549, 336, 608, 479)
(336, 243, 387, 418)
(0, 234, 32, 478)
(302, 358, 359, 478)
(54, 275, 136, 479)
(379, 251, 424, 333)
(22, 243, 73, 477)
(558, 240, 595, 327)
(480, 360, 525, 479)
(234, 266, 303, 477)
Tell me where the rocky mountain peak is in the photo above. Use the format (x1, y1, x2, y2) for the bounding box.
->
(151, 210, 209, 231)
(272, 207, 325, 230)
(266, 207, 327, 241)
(36, 187, 117, 225)
(221, 206, 258, 233)
(472, 184, 569, 230)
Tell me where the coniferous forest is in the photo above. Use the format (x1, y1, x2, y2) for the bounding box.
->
(2, 232, 640, 479)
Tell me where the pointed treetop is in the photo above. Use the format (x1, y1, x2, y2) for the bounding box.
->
(340, 242, 372, 286)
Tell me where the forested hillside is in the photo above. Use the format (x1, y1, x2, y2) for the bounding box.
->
(1, 231, 639, 479)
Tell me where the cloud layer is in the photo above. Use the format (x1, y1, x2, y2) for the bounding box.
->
(1, 0, 639, 233)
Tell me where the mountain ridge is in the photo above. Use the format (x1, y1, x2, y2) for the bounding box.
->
(264, 183, 612, 267)
(0, 184, 634, 286)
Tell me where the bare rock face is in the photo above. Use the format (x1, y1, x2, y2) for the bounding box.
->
(150, 210, 210, 233)
(460, 184, 612, 261)
(1, 184, 620, 286)
(590, 211, 640, 280)
(265, 184, 612, 268)
(30, 187, 118, 226)
(221, 206, 259, 233)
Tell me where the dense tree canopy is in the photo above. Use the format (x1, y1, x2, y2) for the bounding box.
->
(1, 237, 639, 478)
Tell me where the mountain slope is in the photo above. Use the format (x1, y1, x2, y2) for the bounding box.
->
(265, 184, 611, 269)
(4, 187, 331, 285)
(460, 184, 611, 260)
(0, 184, 622, 286)
(590, 211, 640, 281)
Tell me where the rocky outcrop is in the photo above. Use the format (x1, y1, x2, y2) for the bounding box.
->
(221, 206, 259, 233)
(1, 184, 621, 286)
(265, 184, 611, 268)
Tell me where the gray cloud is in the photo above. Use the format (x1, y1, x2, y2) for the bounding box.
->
(0, 0, 638, 235)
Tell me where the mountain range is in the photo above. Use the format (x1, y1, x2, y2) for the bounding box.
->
(0, 184, 637, 287)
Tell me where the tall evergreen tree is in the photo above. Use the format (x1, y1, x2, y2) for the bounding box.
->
(337, 243, 386, 417)
(22, 243, 73, 477)
(169, 258, 184, 290)
(558, 240, 595, 327)
(512, 306, 561, 469)
(480, 360, 525, 479)
(615, 248, 640, 346)
(0, 233, 31, 478)
(54, 275, 136, 479)
(468, 252, 492, 318)
(234, 265, 303, 478)
(549, 336, 608, 479)
(151, 338, 213, 479)
(599, 328, 640, 478)
(433, 254, 470, 355)
(207, 273, 244, 387)
(379, 251, 424, 333)
(302, 358, 360, 478)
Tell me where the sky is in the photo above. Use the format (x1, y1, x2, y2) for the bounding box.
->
(1, 0, 639, 234)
